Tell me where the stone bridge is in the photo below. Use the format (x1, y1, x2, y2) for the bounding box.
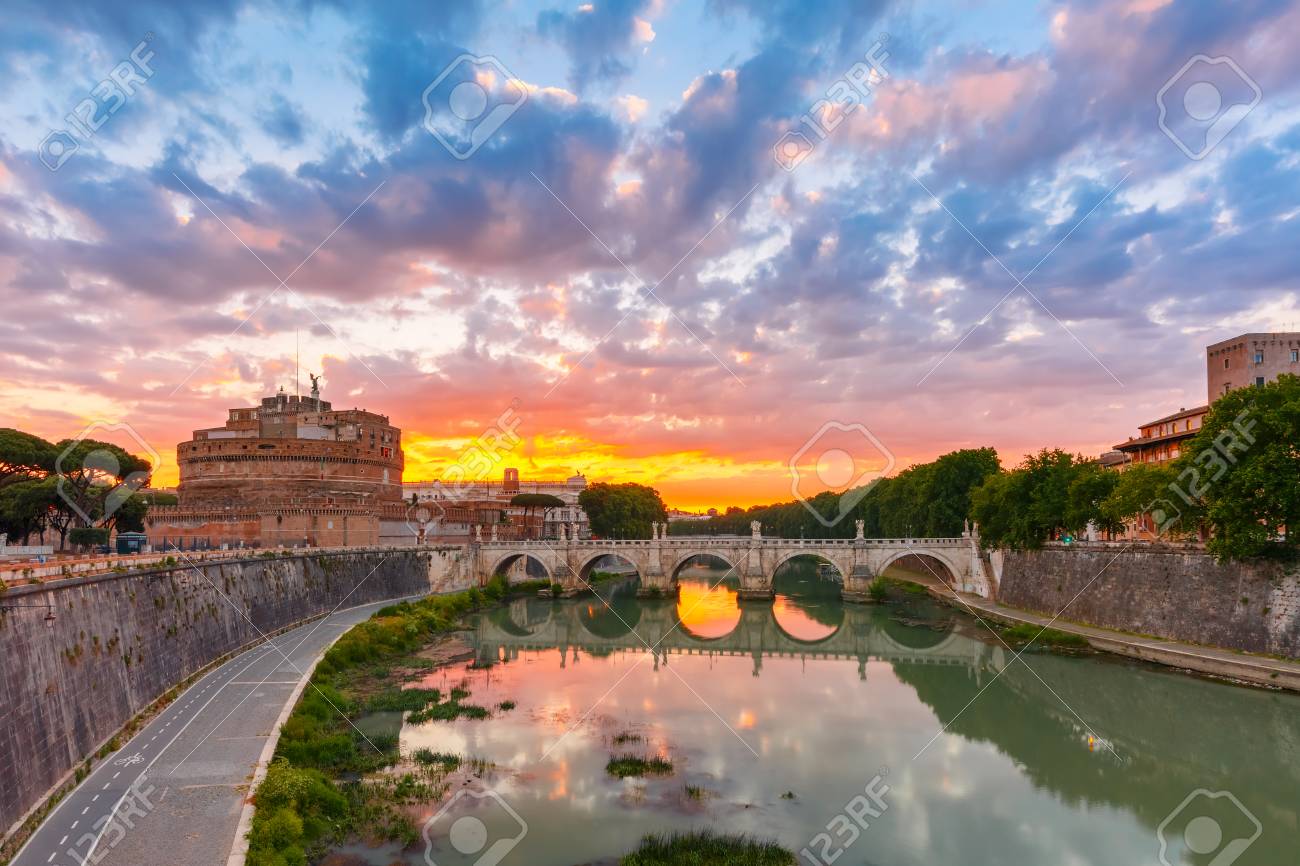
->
(472, 522, 992, 599)
(472, 595, 1009, 680)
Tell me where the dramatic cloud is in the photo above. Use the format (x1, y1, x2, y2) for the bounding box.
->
(2, 0, 1299, 508)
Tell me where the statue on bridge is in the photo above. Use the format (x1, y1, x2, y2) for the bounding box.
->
(855, 519, 865, 540)
(751, 520, 761, 539)
(490, 524, 498, 542)
(474, 525, 483, 544)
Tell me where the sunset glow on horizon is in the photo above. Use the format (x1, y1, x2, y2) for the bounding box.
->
(3, 0, 1298, 516)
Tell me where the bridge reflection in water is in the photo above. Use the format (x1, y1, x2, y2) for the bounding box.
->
(406, 564, 1300, 866)
(472, 565, 1007, 681)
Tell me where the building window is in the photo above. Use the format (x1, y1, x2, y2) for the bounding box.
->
(1224, 358, 1230, 369)
(1256, 376, 1265, 386)
(1223, 383, 1231, 395)
(1291, 349, 1297, 363)
(1254, 351, 1264, 364)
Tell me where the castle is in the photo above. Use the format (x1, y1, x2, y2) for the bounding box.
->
(145, 380, 407, 549)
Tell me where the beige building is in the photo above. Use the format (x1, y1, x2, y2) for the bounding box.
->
(1206, 332, 1300, 400)
(1108, 330, 1300, 539)
(404, 468, 589, 540)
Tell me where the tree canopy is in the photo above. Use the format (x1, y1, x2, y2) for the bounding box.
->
(509, 493, 565, 509)
(0, 428, 56, 485)
(1171, 375, 1300, 559)
(0, 427, 155, 547)
(578, 482, 667, 539)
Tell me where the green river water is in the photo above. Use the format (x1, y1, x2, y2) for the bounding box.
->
(340, 561, 1300, 865)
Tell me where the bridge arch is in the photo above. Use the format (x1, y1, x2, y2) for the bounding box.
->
(770, 550, 851, 583)
(877, 549, 961, 588)
(575, 551, 641, 584)
(769, 553, 846, 642)
(669, 550, 740, 584)
(489, 552, 554, 584)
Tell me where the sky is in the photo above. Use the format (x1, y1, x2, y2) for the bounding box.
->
(2, 0, 1299, 511)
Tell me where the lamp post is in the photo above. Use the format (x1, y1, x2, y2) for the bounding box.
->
(0, 603, 57, 629)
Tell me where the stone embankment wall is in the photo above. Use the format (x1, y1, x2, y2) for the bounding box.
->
(992, 543, 1300, 658)
(0, 546, 474, 843)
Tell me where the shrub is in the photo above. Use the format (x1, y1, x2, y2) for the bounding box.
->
(867, 577, 888, 602)
(69, 527, 109, 548)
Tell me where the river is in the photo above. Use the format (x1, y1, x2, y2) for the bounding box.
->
(343, 560, 1300, 865)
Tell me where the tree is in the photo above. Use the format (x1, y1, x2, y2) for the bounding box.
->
(509, 493, 565, 538)
(969, 469, 1035, 549)
(109, 493, 151, 533)
(668, 447, 1001, 540)
(920, 448, 1002, 536)
(0, 479, 58, 544)
(49, 437, 153, 528)
(1099, 462, 1195, 538)
(1064, 461, 1124, 538)
(0, 429, 55, 487)
(969, 449, 1090, 549)
(1175, 375, 1300, 559)
(578, 482, 667, 539)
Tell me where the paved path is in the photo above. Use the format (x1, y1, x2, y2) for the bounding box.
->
(908, 573, 1300, 691)
(11, 596, 414, 866)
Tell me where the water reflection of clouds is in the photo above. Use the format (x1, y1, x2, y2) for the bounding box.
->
(403, 593, 1300, 866)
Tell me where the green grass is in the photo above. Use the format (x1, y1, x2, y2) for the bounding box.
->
(246, 577, 519, 866)
(363, 687, 441, 713)
(1000, 623, 1090, 648)
(606, 754, 674, 778)
(410, 749, 461, 769)
(889, 577, 930, 595)
(867, 577, 888, 602)
(621, 830, 795, 865)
